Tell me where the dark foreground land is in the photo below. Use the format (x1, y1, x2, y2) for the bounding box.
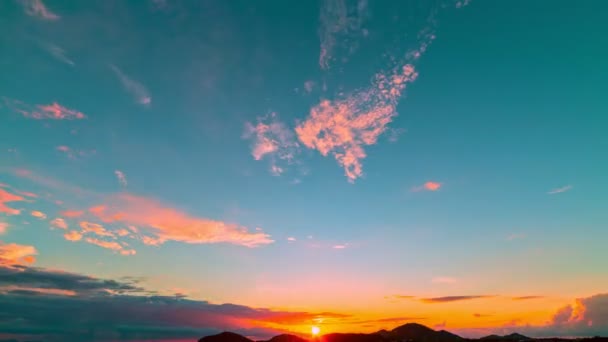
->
(199, 323, 608, 342)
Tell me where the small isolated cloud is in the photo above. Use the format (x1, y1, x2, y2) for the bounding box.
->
(88, 193, 273, 247)
(473, 313, 492, 318)
(31, 211, 47, 220)
(0, 242, 37, 265)
(110, 64, 151, 106)
(244, 113, 300, 176)
(0, 188, 25, 215)
(455, 0, 472, 9)
(63, 230, 82, 241)
(296, 64, 418, 182)
(2, 98, 86, 120)
(432, 276, 457, 284)
(421, 295, 493, 303)
(548, 185, 573, 195)
(79, 221, 114, 238)
(50, 218, 68, 230)
(332, 244, 348, 249)
(19, 0, 60, 21)
(44, 43, 74, 66)
(287, 237, 296, 242)
(115, 170, 128, 187)
(413, 181, 442, 192)
(60, 210, 84, 218)
(507, 233, 526, 241)
(55, 145, 95, 159)
(304, 80, 315, 93)
(0, 222, 8, 235)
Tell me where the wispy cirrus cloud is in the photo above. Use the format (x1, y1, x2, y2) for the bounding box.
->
(114, 170, 128, 187)
(43, 43, 74, 66)
(421, 295, 494, 303)
(18, 0, 60, 21)
(512, 295, 544, 301)
(86, 193, 273, 247)
(318, 0, 369, 69)
(0, 188, 25, 215)
(244, 113, 300, 176)
(548, 185, 573, 195)
(56, 145, 95, 159)
(110, 64, 152, 106)
(2, 97, 86, 120)
(0, 242, 37, 266)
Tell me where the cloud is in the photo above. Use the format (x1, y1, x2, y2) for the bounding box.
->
(421, 295, 493, 303)
(507, 233, 526, 241)
(0, 222, 8, 235)
(79, 221, 115, 238)
(18, 0, 60, 20)
(110, 64, 152, 106)
(44, 43, 74, 65)
(2, 97, 86, 120)
(287, 237, 296, 242)
(0, 188, 25, 215)
(548, 185, 573, 195)
(0, 264, 348, 341)
(332, 244, 348, 249)
(432, 276, 457, 284)
(56, 145, 95, 159)
(318, 0, 369, 69)
(31, 211, 47, 220)
(115, 170, 128, 187)
(244, 113, 300, 176)
(412, 181, 442, 192)
(304, 80, 315, 93)
(87, 193, 273, 247)
(512, 296, 544, 301)
(84, 237, 135, 256)
(0, 242, 37, 266)
(63, 230, 83, 241)
(296, 64, 418, 182)
(50, 218, 68, 230)
(60, 210, 84, 218)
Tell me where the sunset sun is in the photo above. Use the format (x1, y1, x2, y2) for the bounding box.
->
(312, 326, 321, 337)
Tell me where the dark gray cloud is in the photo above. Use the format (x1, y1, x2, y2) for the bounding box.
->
(0, 265, 342, 341)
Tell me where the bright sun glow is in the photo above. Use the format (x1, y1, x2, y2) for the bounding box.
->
(312, 326, 321, 336)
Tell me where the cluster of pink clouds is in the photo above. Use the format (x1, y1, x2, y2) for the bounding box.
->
(2, 97, 86, 120)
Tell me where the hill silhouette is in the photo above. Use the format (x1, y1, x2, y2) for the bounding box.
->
(199, 323, 608, 342)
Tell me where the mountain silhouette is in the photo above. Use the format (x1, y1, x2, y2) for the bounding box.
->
(198, 323, 608, 342)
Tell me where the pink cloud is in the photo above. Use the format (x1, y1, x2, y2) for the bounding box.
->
(63, 230, 83, 241)
(412, 181, 442, 192)
(84, 237, 135, 256)
(141, 235, 164, 246)
(244, 113, 299, 175)
(50, 218, 68, 230)
(296, 65, 418, 182)
(88, 193, 273, 247)
(0, 222, 8, 235)
(0, 188, 25, 215)
(79, 221, 115, 238)
(0, 242, 37, 265)
(116, 229, 130, 237)
(115, 170, 128, 187)
(31, 211, 47, 220)
(287, 237, 296, 242)
(56, 145, 95, 159)
(332, 244, 347, 249)
(19, 0, 60, 21)
(60, 210, 84, 218)
(2, 98, 85, 120)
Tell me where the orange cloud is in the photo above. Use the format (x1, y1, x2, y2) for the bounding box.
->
(88, 193, 273, 247)
(0, 188, 25, 215)
(30, 102, 85, 119)
(432, 276, 457, 284)
(50, 218, 68, 230)
(31, 211, 47, 220)
(84, 237, 135, 256)
(424, 182, 441, 191)
(296, 65, 418, 182)
(61, 210, 84, 218)
(0, 242, 37, 265)
(79, 221, 114, 238)
(63, 231, 83, 241)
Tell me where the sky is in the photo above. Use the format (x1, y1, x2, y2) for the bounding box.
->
(1, 0, 608, 341)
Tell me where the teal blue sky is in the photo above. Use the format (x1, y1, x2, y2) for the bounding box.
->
(1, 1, 607, 341)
